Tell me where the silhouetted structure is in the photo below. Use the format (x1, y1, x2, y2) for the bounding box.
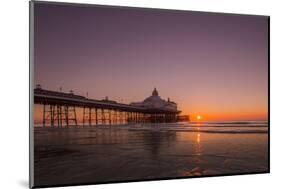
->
(177, 115, 190, 122)
(34, 86, 183, 127)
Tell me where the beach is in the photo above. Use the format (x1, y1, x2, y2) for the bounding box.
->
(33, 122, 268, 186)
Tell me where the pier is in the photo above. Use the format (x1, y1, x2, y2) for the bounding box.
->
(34, 86, 182, 127)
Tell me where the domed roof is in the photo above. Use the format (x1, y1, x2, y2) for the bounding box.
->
(142, 88, 168, 108)
(130, 88, 178, 111)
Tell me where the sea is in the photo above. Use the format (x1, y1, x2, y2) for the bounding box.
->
(33, 121, 269, 186)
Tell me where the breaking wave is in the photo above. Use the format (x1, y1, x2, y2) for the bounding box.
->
(129, 127, 268, 134)
(128, 121, 268, 134)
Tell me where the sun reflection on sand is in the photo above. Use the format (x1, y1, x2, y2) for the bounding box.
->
(197, 133, 201, 143)
(195, 133, 202, 156)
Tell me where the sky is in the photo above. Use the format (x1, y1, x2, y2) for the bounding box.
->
(34, 2, 268, 121)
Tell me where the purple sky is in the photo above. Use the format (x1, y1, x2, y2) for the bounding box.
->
(34, 2, 268, 120)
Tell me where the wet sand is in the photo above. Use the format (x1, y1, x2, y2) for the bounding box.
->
(33, 124, 268, 187)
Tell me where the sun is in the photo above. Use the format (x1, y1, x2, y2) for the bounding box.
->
(197, 115, 202, 120)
